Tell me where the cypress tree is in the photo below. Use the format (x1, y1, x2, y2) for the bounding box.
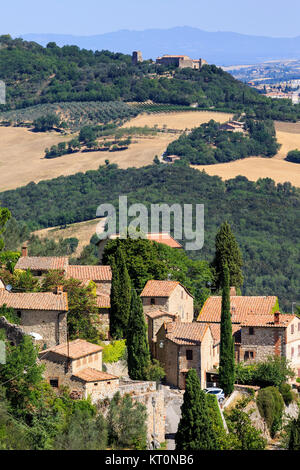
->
(212, 221, 243, 291)
(289, 413, 300, 450)
(110, 244, 131, 339)
(219, 262, 235, 396)
(127, 289, 150, 380)
(175, 369, 218, 451)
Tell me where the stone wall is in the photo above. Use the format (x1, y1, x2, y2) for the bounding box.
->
(20, 309, 67, 348)
(156, 330, 179, 388)
(104, 359, 128, 378)
(241, 326, 286, 362)
(119, 380, 165, 445)
(0, 316, 26, 345)
(168, 285, 194, 323)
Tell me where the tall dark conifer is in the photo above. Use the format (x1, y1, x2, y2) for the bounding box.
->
(219, 262, 235, 396)
(175, 369, 218, 450)
(127, 289, 150, 380)
(212, 221, 243, 291)
(289, 413, 300, 450)
(109, 244, 131, 339)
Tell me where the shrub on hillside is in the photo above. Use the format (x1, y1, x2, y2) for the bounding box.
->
(257, 386, 284, 437)
(286, 149, 300, 163)
(279, 383, 294, 406)
(102, 340, 127, 364)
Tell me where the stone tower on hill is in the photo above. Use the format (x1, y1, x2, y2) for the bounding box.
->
(132, 51, 143, 65)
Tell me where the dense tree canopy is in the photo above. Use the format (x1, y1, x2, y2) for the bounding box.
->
(1, 165, 299, 311)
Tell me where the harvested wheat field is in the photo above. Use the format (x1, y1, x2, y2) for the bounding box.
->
(192, 157, 300, 187)
(122, 111, 233, 130)
(33, 218, 105, 256)
(0, 127, 174, 191)
(274, 121, 300, 160)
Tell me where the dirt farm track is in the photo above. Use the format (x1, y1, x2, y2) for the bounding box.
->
(0, 112, 299, 191)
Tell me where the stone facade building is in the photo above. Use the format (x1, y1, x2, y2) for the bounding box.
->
(140, 280, 194, 356)
(156, 54, 207, 69)
(198, 291, 300, 381)
(0, 284, 68, 348)
(39, 339, 119, 400)
(156, 319, 215, 389)
(15, 249, 112, 337)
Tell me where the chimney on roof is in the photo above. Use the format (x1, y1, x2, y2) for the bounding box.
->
(21, 244, 28, 257)
(55, 285, 64, 295)
(230, 287, 237, 296)
(274, 311, 280, 324)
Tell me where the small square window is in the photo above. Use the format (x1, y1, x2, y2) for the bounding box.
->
(150, 298, 156, 305)
(50, 379, 59, 388)
(186, 350, 193, 360)
(291, 325, 295, 335)
(249, 327, 254, 336)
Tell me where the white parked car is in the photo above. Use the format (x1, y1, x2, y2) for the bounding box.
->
(204, 387, 225, 403)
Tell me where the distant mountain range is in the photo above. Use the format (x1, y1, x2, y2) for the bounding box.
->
(20, 27, 300, 66)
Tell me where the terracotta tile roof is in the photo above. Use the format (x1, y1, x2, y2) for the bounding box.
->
(0, 290, 68, 311)
(67, 265, 112, 281)
(96, 294, 111, 309)
(146, 233, 182, 248)
(101, 232, 182, 249)
(40, 339, 102, 359)
(146, 309, 176, 319)
(165, 322, 209, 345)
(197, 296, 278, 324)
(15, 256, 69, 272)
(72, 367, 118, 382)
(141, 280, 192, 298)
(241, 313, 296, 328)
(207, 323, 241, 345)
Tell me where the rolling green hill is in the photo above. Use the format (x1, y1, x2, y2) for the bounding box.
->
(1, 35, 300, 122)
(1, 163, 299, 311)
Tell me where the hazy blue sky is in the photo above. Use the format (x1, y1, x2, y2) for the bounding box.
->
(2, 0, 300, 38)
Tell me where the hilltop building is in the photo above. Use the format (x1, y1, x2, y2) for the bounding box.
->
(132, 51, 143, 65)
(156, 55, 207, 70)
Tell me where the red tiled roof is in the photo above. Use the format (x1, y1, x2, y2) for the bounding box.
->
(241, 313, 295, 328)
(141, 280, 179, 297)
(67, 265, 112, 281)
(40, 339, 102, 359)
(0, 290, 68, 311)
(197, 296, 278, 324)
(207, 323, 241, 345)
(146, 309, 176, 319)
(165, 322, 209, 345)
(15, 256, 69, 271)
(72, 367, 118, 382)
(103, 232, 182, 249)
(96, 294, 111, 308)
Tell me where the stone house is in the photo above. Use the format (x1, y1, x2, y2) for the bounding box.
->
(96, 232, 182, 264)
(197, 291, 300, 380)
(140, 280, 194, 356)
(156, 54, 207, 69)
(39, 339, 119, 401)
(15, 249, 112, 335)
(15, 246, 68, 277)
(156, 319, 215, 389)
(0, 283, 68, 348)
(240, 312, 300, 379)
